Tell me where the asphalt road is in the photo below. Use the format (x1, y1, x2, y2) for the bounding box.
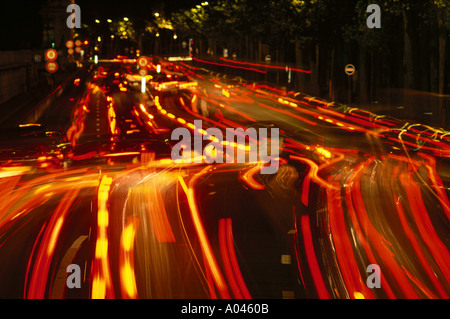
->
(0, 59, 448, 299)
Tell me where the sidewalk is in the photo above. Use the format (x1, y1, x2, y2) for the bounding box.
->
(0, 71, 71, 127)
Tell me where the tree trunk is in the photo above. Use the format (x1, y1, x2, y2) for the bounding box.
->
(294, 37, 303, 92)
(329, 47, 335, 101)
(402, 10, 414, 90)
(258, 40, 262, 62)
(437, 7, 447, 124)
(358, 45, 367, 105)
(309, 43, 320, 96)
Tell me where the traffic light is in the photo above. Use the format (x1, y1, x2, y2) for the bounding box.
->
(189, 38, 194, 57)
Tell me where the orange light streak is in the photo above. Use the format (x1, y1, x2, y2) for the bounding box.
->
(392, 172, 449, 298)
(26, 189, 80, 298)
(399, 170, 450, 286)
(91, 175, 115, 299)
(119, 217, 140, 299)
(240, 163, 265, 190)
(219, 218, 252, 299)
(300, 215, 331, 298)
(326, 176, 374, 299)
(179, 172, 231, 299)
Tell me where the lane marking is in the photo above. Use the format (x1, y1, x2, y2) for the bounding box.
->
(50, 235, 88, 299)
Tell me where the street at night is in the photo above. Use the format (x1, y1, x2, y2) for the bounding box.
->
(0, 0, 449, 307)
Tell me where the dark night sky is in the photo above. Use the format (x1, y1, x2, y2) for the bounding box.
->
(0, 0, 198, 50)
(76, 0, 199, 20)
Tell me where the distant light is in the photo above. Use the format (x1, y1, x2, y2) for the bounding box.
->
(111, 35, 115, 39)
(156, 65, 161, 73)
(124, 17, 129, 21)
(155, 32, 160, 37)
(95, 19, 100, 24)
(107, 19, 112, 23)
(173, 34, 177, 40)
(201, 2, 209, 5)
(98, 36, 102, 42)
(84, 40, 89, 45)
(94, 55, 98, 64)
(154, 12, 159, 17)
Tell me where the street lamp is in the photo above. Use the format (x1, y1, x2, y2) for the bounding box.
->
(124, 17, 129, 21)
(95, 19, 100, 24)
(107, 19, 112, 23)
(154, 12, 160, 17)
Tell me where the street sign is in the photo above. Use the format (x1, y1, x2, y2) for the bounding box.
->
(137, 56, 148, 68)
(68, 48, 74, 55)
(74, 46, 82, 54)
(66, 40, 74, 49)
(345, 64, 355, 76)
(75, 39, 82, 47)
(45, 49, 58, 61)
(139, 68, 148, 77)
(46, 61, 58, 73)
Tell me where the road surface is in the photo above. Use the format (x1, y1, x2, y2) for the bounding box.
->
(0, 59, 448, 299)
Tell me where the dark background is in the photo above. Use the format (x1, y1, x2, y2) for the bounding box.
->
(0, 0, 197, 50)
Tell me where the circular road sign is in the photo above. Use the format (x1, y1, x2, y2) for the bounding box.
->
(66, 40, 74, 49)
(45, 49, 58, 61)
(68, 48, 74, 55)
(345, 64, 355, 76)
(139, 68, 148, 77)
(46, 61, 58, 73)
(75, 39, 82, 47)
(74, 46, 82, 54)
(137, 56, 148, 68)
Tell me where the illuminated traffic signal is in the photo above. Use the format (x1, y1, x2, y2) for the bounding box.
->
(189, 38, 194, 57)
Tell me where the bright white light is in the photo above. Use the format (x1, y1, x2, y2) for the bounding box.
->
(124, 17, 129, 21)
(141, 76, 146, 93)
(154, 13, 160, 17)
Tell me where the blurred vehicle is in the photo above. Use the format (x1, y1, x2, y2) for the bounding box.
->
(0, 124, 72, 169)
(149, 73, 197, 93)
